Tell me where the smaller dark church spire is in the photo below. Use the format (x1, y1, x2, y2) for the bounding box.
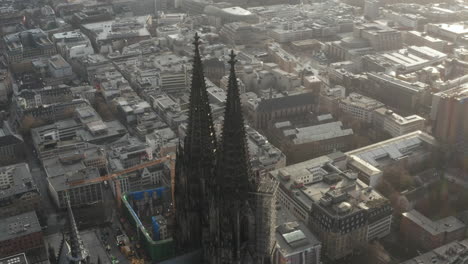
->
(66, 197, 89, 263)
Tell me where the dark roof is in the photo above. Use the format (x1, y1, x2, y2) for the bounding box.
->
(0, 122, 23, 146)
(256, 92, 315, 113)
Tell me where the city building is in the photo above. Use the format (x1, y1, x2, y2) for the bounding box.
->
(43, 147, 106, 208)
(52, 30, 94, 60)
(0, 253, 29, 264)
(108, 146, 169, 194)
(47, 55, 73, 79)
(242, 91, 315, 129)
(271, 221, 322, 264)
(382, 11, 427, 30)
(0, 211, 44, 258)
(13, 84, 72, 107)
(246, 126, 286, 177)
(400, 239, 468, 264)
(0, 7, 24, 37)
(269, 121, 353, 165)
(431, 86, 468, 155)
(361, 72, 428, 114)
(31, 106, 127, 159)
(362, 46, 447, 74)
(364, 0, 380, 20)
(327, 22, 402, 61)
(12, 97, 89, 129)
(403, 31, 449, 52)
(80, 16, 152, 53)
(0, 69, 12, 105)
(401, 210, 465, 251)
(270, 153, 392, 260)
(2, 29, 56, 65)
(219, 22, 268, 46)
(426, 22, 468, 43)
(346, 131, 438, 187)
(339, 93, 384, 123)
(354, 22, 403, 51)
(0, 163, 40, 218)
(0, 121, 25, 166)
(373, 108, 425, 137)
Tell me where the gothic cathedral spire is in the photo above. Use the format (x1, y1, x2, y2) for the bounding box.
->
(174, 32, 217, 252)
(217, 50, 251, 195)
(215, 50, 254, 264)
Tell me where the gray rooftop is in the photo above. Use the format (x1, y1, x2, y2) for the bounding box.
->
(282, 121, 353, 145)
(346, 131, 436, 168)
(275, 221, 321, 257)
(270, 153, 385, 215)
(402, 210, 465, 236)
(0, 163, 38, 200)
(401, 239, 468, 264)
(0, 253, 28, 264)
(0, 211, 41, 242)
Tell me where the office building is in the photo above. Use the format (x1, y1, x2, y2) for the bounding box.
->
(271, 153, 392, 260)
(0, 163, 40, 218)
(403, 31, 449, 52)
(401, 210, 465, 251)
(0, 69, 12, 104)
(354, 23, 403, 51)
(80, 15, 152, 53)
(242, 91, 315, 129)
(362, 72, 427, 114)
(2, 29, 56, 65)
(43, 147, 106, 208)
(426, 22, 468, 43)
(373, 108, 425, 137)
(339, 93, 384, 123)
(431, 86, 468, 154)
(271, 221, 322, 264)
(0, 121, 24, 166)
(0, 211, 44, 258)
(52, 30, 94, 60)
(364, 0, 380, 20)
(0, 253, 29, 264)
(346, 131, 438, 187)
(401, 239, 468, 264)
(269, 121, 353, 164)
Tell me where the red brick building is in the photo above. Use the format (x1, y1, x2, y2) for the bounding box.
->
(400, 210, 465, 251)
(0, 211, 44, 258)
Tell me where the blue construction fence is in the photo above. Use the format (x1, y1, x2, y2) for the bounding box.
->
(129, 187, 166, 201)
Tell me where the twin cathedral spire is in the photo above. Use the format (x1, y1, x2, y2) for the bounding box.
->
(174, 33, 255, 263)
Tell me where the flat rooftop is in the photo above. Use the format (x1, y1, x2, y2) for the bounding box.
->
(340, 93, 384, 110)
(222, 6, 253, 16)
(401, 239, 468, 264)
(346, 131, 437, 168)
(275, 221, 320, 257)
(271, 153, 385, 216)
(0, 253, 28, 264)
(0, 211, 41, 242)
(0, 163, 37, 200)
(281, 121, 353, 145)
(430, 22, 468, 35)
(82, 15, 151, 41)
(402, 210, 465, 236)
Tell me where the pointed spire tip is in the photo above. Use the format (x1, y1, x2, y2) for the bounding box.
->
(228, 50, 237, 67)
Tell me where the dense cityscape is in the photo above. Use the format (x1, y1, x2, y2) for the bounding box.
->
(0, 0, 467, 263)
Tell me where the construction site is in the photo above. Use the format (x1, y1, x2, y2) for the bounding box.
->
(121, 188, 175, 262)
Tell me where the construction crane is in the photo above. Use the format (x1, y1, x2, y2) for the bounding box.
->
(68, 155, 175, 209)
